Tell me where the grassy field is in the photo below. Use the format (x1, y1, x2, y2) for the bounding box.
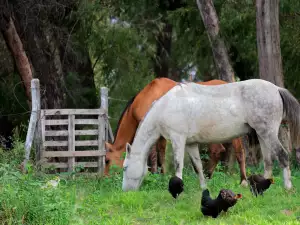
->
(0, 159, 300, 225)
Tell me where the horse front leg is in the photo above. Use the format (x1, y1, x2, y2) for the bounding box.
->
(171, 135, 186, 180)
(168, 134, 186, 199)
(157, 136, 167, 174)
(206, 144, 224, 179)
(148, 144, 158, 173)
(186, 144, 207, 190)
(232, 138, 248, 186)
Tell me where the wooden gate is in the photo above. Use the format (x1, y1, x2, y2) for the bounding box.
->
(22, 79, 114, 175)
(39, 109, 107, 174)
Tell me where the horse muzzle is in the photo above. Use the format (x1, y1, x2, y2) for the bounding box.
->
(122, 178, 142, 192)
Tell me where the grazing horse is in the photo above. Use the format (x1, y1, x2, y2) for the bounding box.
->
(122, 79, 300, 191)
(105, 78, 248, 185)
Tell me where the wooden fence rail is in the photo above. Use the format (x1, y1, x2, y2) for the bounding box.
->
(21, 79, 114, 175)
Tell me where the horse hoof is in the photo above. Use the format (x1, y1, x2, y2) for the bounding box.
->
(240, 180, 248, 187)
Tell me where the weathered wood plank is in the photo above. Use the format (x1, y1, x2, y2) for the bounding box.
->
(75, 119, 99, 125)
(75, 140, 98, 146)
(75, 130, 98, 135)
(44, 141, 68, 147)
(43, 108, 105, 116)
(45, 119, 69, 125)
(42, 162, 99, 169)
(99, 87, 109, 176)
(108, 122, 115, 143)
(41, 110, 46, 143)
(100, 87, 108, 112)
(45, 130, 99, 136)
(98, 115, 105, 175)
(37, 109, 45, 162)
(68, 115, 75, 172)
(22, 79, 40, 172)
(42, 150, 105, 157)
(40, 110, 46, 165)
(34, 80, 42, 163)
(45, 130, 68, 136)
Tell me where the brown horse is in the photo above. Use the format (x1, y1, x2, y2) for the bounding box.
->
(105, 78, 247, 186)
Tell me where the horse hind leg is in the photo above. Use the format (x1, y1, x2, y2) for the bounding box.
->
(258, 132, 292, 190)
(186, 143, 207, 190)
(253, 133, 273, 180)
(276, 141, 292, 190)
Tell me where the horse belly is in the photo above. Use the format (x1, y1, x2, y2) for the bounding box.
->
(186, 105, 250, 144)
(159, 95, 249, 144)
(187, 123, 250, 144)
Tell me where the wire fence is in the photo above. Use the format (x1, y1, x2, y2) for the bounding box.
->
(108, 97, 128, 102)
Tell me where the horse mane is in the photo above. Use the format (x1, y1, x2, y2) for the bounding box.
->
(113, 92, 139, 142)
(113, 78, 179, 143)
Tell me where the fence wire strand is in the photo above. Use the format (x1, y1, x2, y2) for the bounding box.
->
(108, 97, 128, 102)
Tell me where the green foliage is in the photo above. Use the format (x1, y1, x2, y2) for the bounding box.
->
(0, 164, 74, 224)
(0, 73, 29, 141)
(0, 140, 299, 224)
(98, 0, 300, 132)
(0, 136, 26, 166)
(1, 162, 299, 224)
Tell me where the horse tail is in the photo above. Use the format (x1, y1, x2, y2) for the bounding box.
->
(278, 88, 300, 148)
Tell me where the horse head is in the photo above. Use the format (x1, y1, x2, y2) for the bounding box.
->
(104, 142, 125, 175)
(122, 143, 148, 191)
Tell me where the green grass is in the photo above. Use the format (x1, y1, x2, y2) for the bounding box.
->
(0, 162, 300, 225)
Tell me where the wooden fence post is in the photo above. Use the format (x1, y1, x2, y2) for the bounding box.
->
(34, 80, 42, 164)
(68, 114, 75, 172)
(100, 87, 108, 113)
(100, 87, 114, 143)
(99, 87, 109, 175)
(100, 87, 109, 142)
(21, 79, 40, 172)
(98, 113, 105, 175)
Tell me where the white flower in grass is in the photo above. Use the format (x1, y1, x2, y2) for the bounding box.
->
(41, 176, 60, 189)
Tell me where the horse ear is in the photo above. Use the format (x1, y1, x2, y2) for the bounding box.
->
(126, 143, 132, 155)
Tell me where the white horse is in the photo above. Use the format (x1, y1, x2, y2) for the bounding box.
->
(122, 79, 300, 191)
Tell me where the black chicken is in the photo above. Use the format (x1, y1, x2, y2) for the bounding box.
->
(168, 176, 184, 199)
(248, 174, 274, 197)
(201, 189, 242, 218)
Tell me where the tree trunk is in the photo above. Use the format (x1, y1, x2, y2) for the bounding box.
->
(196, 0, 235, 83)
(150, 0, 187, 171)
(296, 148, 300, 165)
(154, 22, 173, 78)
(0, 9, 32, 106)
(256, 0, 292, 157)
(256, 0, 284, 86)
(170, 68, 181, 81)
